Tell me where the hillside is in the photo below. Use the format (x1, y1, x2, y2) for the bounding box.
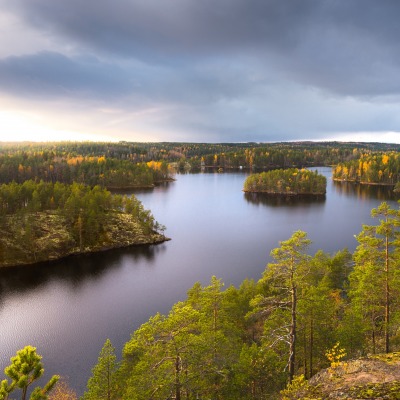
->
(0, 210, 167, 267)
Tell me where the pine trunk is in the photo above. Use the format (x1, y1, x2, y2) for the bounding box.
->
(289, 285, 297, 382)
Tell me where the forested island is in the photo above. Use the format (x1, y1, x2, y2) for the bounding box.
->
(243, 168, 326, 196)
(0, 180, 167, 267)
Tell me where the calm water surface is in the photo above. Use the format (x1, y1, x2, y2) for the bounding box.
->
(0, 168, 397, 394)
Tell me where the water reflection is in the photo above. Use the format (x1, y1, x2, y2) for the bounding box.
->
(0, 244, 165, 296)
(332, 181, 398, 201)
(244, 192, 326, 208)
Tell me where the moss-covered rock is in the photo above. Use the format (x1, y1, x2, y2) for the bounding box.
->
(280, 354, 400, 399)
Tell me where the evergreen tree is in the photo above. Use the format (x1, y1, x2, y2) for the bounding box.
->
(82, 339, 118, 400)
(253, 231, 311, 382)
(122, 304, 201, 400)
(0, 379, 14, 400)
(2, 346, 59, 400)
(350, 202, 400, 353)
(296, 250, 352, 377)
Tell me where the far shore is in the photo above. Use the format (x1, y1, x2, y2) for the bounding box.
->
(243, 189, 326, 196)
(333, 178, 395, 187)
(0, 235, 170, 269)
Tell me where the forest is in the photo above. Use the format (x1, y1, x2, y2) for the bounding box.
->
(75, 202, 400, 399)
(2, 141, 400, 178)
(243, 168, 326, 195)
(80, 201, 400, 399)
(0, 150, 171, 189)
(0, 142, 175, 267)
(2, 201, 400, 399)
(2, 141, 400, 399)
(333, 152, 400, 185)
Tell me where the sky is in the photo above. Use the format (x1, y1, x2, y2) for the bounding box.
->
(0, 0, 400, 143)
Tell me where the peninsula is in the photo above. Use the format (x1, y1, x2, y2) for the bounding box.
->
(0, 181, 168, 268)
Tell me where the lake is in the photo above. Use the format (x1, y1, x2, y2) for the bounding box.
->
(0, 167, 397, 394)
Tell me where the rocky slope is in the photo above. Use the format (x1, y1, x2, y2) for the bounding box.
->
(282, 353, 400, 399)
(0, 211, 168, 267)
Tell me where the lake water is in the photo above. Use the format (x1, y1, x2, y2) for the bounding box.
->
(0, 167, 397, 394)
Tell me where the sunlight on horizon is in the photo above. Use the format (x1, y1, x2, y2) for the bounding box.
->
(1, 110, 400, 144)
(324, 131, 400, 144)
(0, 111, 118, 143)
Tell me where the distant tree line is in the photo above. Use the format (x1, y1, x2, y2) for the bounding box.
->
(188, 142, 400, 171)
(0, 152, 170, 188)
(2, 141, 400, 177)
(333, 152, 400, 185)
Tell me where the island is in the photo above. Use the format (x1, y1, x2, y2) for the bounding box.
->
(0, 181, 168, 267)
(243, 168, 326, 196)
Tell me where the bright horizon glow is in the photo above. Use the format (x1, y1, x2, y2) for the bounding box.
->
(1, 111, 400, 144)
(0, 111, 119, 142)
(321, 132, 400, 145)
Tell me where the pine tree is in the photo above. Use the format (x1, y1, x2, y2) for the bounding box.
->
(82, 339, 118, 400)
(350, 202, 400, 353)
(253, 231, 311, 382)
(121, 304, 201, 400)
(2, 346, 59, 400)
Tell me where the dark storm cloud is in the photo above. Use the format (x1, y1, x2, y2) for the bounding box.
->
(1, 0, 400, 141)
(0, 52, 135, 99)
(0, 50, 256, 109)
(5, 0, 400, 98)
(7, 0, 314, 58)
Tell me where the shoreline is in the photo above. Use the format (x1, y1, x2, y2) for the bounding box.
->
(0, 235, 170, 269)
(0, 209, 171, 269)
(243, 190, 326, 197)
(332, 178, 395, 187)
(106, 177, 176, 191)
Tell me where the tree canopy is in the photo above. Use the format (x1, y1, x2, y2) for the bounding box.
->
(0, 346, 59, 400)
(78, 200, 400, 398)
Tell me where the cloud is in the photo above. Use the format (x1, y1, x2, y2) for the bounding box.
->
(0, 1, 400, 142)
(0, 52, 136, 99)
(5, 0, 400, 98)
(3, 0, 314, 57)
(0, 50, 263, 107)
